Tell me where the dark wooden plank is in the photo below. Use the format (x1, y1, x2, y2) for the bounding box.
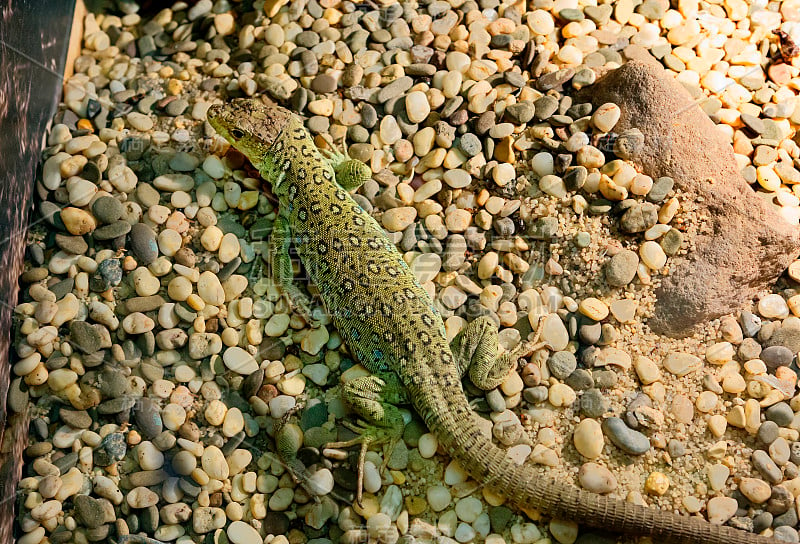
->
(0, 1, 76, 542)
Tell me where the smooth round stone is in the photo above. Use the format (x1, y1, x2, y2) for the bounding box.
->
(707, 496, 737, 524)
(579, 298, 608, 321)
(538, 174, 566, 197)
(130, 223, 158, 265)
(307, 468, 334, 496)
(227, 521, 261, 544)
(137, 441, 164, 470)
(739, 478, 771, 504)
(418, 433, 438, 458)
(427, 485, 451, 512)
(202, 156, 225, 179)
(573, 418, 603, 459)
(127, 112, 154, 131)
(591, 103, 621, 132)
(169, 152, 200, 172)
(60, 207, 96, 235)
(601, 417, 650, 455)
(766, 402, 794, 426)
(707, 463, 730, 491)
(411, 253, 442, 283)
(201, 445, 229, 480)
(547, 351, 577, 380)
(382, 207, 417, 232)
(153, 174, 194, 192)
(759, 294, 790, 319)
(761, 345, 794, 369)
(541, 313, 569, 351)
(605, 250, 638, 287)
(223, 347, 258, 375)
(578, 462, 617, 493)
(639, 241, 667, 270)
(405, 91, 431, 123)
(127, 486, 159, 508)
(268, 395, 296, 419)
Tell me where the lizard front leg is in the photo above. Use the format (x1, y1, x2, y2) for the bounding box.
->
(269, 213, 315, 323)
(325, 372, 407, 504)
(450, 315, 546, 390)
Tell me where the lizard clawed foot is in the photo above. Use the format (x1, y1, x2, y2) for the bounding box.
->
(508, 315, 548, 361)
(325, 421, 401, 506)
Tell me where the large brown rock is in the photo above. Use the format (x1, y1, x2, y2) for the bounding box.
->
(586, 60, 800, 337)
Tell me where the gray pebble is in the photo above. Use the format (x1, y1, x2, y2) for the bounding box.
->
(739, 311, 762, 337)
(94, 432, 127, 466)
(165, 99, 188, 117)
(74, 495, 106, 529)
(459, 133, 482, 157)
(660, 228, 683, 256)
(442, 234, 467, 271)
(768, 485, 794, 516)
(564, 166, 587, 191)
(667, 439, 686, 458)
(605, 249, 638, 287)
(579, 388, 609, 418)
(774, 507, 798, 529)
(55, 233, 88, 255)
(69, 321, 102, 354)
(92, 196, 124, 224)
(523, 386, 549, 404)
(758, 421, 780, 445)
(613, 128, 644, 160)
(593, 370, 618, 389)
(129, 223, 158, 265)
(565, 369, 593, 390)
(752, 449, 783, 483)
(620, 201, 658, 234)
(547, 351, 577, 380)
(767, 402, 795, 427)
(378, 76, 413, 103)
(753, 512, 773, 533)
(601, 417, 650, 455)
(94, 220, 131, 241)
(505, 101, 535, 124)
(774, 526, 799, 543)
(761, 345, 795, 369)
(134, 397, 163, 439)
(646, 176, 673, 203)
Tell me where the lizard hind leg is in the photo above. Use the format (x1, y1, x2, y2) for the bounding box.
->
(325, 373, 407, 504)
(450, 315, 547, 391)
(320, 147, 372, 191)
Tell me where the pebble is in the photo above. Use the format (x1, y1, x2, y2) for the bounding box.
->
(605, 250, 638, 287)
(578, 463, 617, 493)
(573, 418, 604, 459)
(662, 352, 701, 376)
(601, 417, 650, 455)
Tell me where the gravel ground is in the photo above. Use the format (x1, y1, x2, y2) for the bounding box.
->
(10, 0, 800, 543)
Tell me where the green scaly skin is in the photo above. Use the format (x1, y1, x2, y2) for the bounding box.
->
(207, 97, 775, 544)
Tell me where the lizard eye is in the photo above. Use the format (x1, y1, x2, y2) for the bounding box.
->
(230, 128, 245, 139)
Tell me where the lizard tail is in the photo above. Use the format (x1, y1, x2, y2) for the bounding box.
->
(415, 387, 775, 544)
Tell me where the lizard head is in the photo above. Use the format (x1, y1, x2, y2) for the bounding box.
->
(207, 97, 292, 171)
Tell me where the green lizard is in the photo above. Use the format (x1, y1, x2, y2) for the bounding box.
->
(207, 97, 775, 544)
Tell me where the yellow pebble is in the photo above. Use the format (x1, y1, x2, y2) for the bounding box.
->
(76, 118, 93, 132)
(405, 496, 427, 516)
(644, 472, 670, 495)
(390, 470, 406, 485)
(578, 297, 609, 321)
